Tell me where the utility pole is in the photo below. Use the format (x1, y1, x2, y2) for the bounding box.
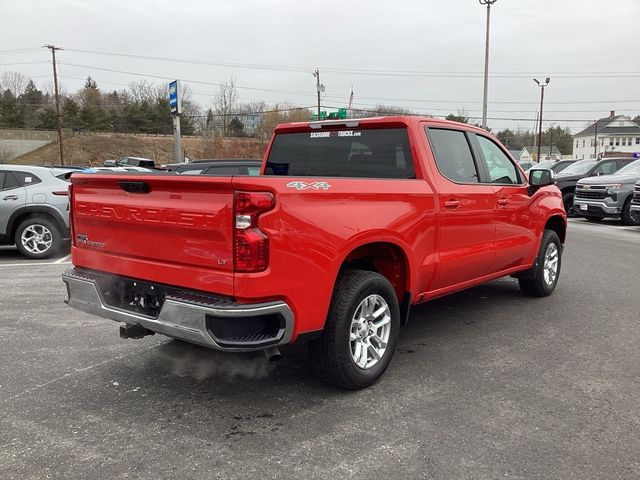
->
(44, 44, 64, 165)
(593, 119, 598, 158)
(549, 122, 556, 160)
(533, 77, 550, 163)
(479, 0, 497, 130)
(312, 69, 324, 119)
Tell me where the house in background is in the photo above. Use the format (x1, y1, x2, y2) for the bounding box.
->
(520, 146, 562, 163)
(572, 111, 640, 160)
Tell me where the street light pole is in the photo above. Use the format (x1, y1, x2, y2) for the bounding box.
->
(479, 0, 497, 130)
(533, 77, 550, 162)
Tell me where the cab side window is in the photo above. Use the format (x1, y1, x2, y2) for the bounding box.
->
(476, 135, 521, 184)
(427, 128, 479, 183)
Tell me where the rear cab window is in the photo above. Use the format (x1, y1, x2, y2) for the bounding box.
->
(265, 127, 415, 178)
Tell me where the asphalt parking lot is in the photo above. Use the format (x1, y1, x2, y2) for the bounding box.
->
(1, 219, 639, 480)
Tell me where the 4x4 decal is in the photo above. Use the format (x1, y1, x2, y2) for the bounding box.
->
(286, 181, 331, 191)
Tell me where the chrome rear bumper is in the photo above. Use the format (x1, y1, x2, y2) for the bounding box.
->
(62, 269, 294, 352)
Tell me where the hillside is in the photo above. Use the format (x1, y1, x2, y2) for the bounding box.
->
(13, 134, 267, 166)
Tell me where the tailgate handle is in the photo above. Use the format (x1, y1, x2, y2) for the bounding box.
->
(119, 181, 150, 194)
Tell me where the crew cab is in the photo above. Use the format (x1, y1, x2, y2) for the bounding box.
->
(62, 116, 566, 389)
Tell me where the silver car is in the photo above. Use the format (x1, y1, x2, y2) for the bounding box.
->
(0, 165, 72, 258)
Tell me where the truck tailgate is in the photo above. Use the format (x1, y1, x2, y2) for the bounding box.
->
(70, 173, 235, 296)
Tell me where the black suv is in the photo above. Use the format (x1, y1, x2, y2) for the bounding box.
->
(554, 157, 635, 216)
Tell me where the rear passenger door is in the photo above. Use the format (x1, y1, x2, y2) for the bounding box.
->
(0, 171, 27, 235)
(472, 134, 537, 273)
(425, 127, 496, 290)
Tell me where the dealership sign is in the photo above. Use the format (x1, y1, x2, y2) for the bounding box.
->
(169, 80, 181, 115)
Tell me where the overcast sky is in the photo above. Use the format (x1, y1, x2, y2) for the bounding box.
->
(3, 0, 640, 132)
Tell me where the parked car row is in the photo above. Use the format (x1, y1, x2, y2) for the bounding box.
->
(551, 157, 636, 217)
(516, 157, 640, 226)
(572, 159, 640, 225)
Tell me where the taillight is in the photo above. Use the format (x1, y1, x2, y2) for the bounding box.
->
(68, 183, 75, 243)
(234, 191, 274, 272)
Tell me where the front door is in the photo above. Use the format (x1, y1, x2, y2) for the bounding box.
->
(472, 134, 536, 272)
(425, 127, 496, 290)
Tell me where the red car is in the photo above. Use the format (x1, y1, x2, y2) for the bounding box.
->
(63, 116, 566, 389)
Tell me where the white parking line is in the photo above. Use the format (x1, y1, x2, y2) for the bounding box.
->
(0, 260, 72, 267)
(53, 254, 71, 264)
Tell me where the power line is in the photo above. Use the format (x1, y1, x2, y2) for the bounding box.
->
(0, 61, 50, 67)
(0, 47, 42, 54)
(61, 47, 640, 79)
(54, 62, 640, 106)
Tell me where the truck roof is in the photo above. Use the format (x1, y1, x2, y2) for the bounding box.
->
(274, 115, 488, 135)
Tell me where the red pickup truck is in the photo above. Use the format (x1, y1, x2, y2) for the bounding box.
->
(63, 116, 566, 389)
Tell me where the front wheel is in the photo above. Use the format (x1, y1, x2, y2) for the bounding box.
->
(308, 270, 400, 389)
(563, 192, 576, 217)
(518, 230, 562, 297)
(621, 198, 640, 226)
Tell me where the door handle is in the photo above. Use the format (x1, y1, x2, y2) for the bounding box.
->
(497, 197, 510, 206)
(444, 199, 461, 209)
(3, 195, 19, 201)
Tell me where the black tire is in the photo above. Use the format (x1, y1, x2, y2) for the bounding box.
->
(621, 197, 640, 226)
(14, 216, 62, 259)
(308, 270, 400, 390)
(562, 192, 576, 217)
(518, 230, 562, 297)
(583, 216, 603, 222)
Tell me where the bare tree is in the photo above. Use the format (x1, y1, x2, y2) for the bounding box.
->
(351, 104, 416, 118)
(213, 75, 238, 135)
(259, 103, 312, 139)
(1, 71, 28, 97)
(128, 80, 157, 103)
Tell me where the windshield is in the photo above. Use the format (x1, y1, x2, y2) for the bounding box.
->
(613, 159, 640, 176)
(558, 160, 597, 175)
(530, 161, 555, 170)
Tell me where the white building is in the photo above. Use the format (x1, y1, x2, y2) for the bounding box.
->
(572, 111, 640, 160)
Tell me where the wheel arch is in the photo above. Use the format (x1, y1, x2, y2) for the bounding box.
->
(8, 206, 68, 241)
(337, 240, 412, 324)
(545, 215, 566, 244)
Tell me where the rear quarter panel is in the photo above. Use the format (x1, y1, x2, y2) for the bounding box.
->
(231, 176, 437, 336)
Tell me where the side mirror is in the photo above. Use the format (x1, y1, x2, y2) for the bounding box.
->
(528, 168, 554, 195)
(529, 168, 554, 187)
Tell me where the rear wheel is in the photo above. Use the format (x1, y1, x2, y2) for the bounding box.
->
(14, 217, 62, 259)
(621, 197, 640, 226)
(518, 230, 562, 297)
(309, 270, 400, 389)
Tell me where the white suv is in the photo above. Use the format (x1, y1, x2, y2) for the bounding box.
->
(0, 165, 72, 258)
